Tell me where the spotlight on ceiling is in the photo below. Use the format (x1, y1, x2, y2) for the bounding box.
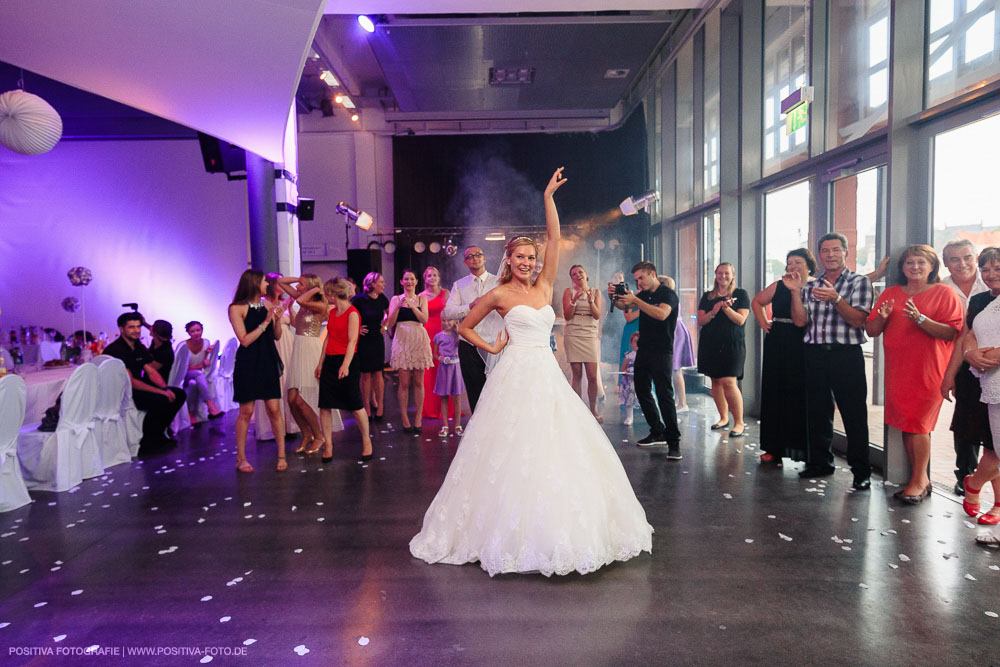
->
(350, 113, 359, 122)
(383, 240, 396, 254)
(594, 240, 606, 250)
(319, 70, 339, 87)
(413, 241, 426, 254)
(358, 15, 376, 33)
(429, 241, 442, 254)
(445, 239, 458, 257)
(334, 93, 344, 104)
(368, 240, 381, 251)
(619, 190, 661, 216)
(335, 201, 374, 230)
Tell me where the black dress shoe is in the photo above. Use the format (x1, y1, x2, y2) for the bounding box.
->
(361, 453, 374, 462)
(953, 481, 965, 496)
(852, 477, 871, 491)
(798, 465, 835, 478)
(710, 422, 730, 431)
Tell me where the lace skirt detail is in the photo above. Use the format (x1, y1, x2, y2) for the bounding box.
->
(391, 322, 433, 370)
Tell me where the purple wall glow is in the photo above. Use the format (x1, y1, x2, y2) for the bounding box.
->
(0, 140, 248, 347)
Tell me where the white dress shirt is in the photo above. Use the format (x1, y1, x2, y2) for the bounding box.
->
(943, 272, 988, 313)
(444, 271, 503, 343)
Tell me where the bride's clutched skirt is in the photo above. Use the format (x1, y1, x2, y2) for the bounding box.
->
(409, 343, 653, 577)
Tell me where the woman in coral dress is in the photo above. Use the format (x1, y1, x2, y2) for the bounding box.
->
(866, 245, 962, 503)
(420, 266, 452, 420)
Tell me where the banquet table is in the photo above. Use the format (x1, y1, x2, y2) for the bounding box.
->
(20, 342, 64, 365)
(18, 366, 76, 425)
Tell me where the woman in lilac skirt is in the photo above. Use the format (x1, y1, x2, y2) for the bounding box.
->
(661, 276, 695, 413)
(432, 320, 467, 437)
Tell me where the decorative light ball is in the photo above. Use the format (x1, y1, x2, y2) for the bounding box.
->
(413, 241, 426, 254)
(0, 90, 63, 155)
(608, 239, 620, 249)
(67, 267, 93, 286)
(429, 241, 442, 254)
(445, 243, 458, 257)
(62, 296, 81, 313)
(594, 240, 606, 250)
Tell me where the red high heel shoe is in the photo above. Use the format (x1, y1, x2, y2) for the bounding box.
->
(962, 475, 982, 517)
(979, 505, 1000, 525)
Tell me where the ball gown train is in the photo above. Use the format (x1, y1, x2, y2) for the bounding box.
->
(409, 304, 653, 577)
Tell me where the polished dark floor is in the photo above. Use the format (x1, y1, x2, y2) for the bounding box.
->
(1, 391, 998, 666)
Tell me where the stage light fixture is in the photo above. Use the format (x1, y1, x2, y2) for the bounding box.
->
(619, 190, 660, 216)
(341, 96, 356, 109)
(445, 239, 458, 256)
(594, 239, 606, 250)
(383, 241, 397, 254)
(335, 201, 374, 230)
(368, 240, 381, 251)
(484, 231, 506, 241)
(351, 113, 359, 122)
(608, 239, 620, 249)
(319, 70, 339, 87)
(358, 15, 376, 33)
(429, 241, 442, 254)
(413, 241, 426, 253)
(334, 93, 344, 104)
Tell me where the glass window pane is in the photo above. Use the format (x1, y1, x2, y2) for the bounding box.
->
(677, 219, 700, 354)
(701, 211, 721, 290)
(763, 1, 811, 175)
(763, 181, 811, 287)
(827, 0, 890, 148)
(926, 0, 1000, 107)
(703, 11, 721, 201)
(676, 41, 694, 212)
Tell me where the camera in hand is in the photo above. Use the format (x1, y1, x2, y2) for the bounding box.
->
(610, 282, 628, 313)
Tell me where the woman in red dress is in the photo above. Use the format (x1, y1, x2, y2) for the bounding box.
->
(866, 245, 963, 503)
(421, 266, 452, 420)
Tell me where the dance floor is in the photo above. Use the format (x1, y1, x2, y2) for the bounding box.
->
(1, 392, 997, 665)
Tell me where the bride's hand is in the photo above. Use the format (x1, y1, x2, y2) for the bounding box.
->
(490, 329, 509, 355)
(544, 167, 567, 199)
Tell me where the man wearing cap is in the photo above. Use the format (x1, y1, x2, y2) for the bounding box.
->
(104, 312, 186, 453)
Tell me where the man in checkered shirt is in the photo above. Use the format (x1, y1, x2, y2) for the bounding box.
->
(790, 232, 874, 490)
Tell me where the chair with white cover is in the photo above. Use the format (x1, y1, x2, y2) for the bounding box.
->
(0, 375, 31, 512)
(169, 343, 192, 433)
(94, 358, 132, 468)
(215, 338, 239, 412)
(91, 354, 113, 365)
(18, 363, 104, 492)
(122, 378, 146, 458)
(188, 339, 220, 422)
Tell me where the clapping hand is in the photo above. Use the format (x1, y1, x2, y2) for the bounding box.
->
(877, 299, 894, 319)
(781, 270, 805, 291)
(812, 279, 840, 302)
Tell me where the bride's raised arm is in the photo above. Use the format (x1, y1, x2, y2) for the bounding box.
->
(535, 167, 567, 290)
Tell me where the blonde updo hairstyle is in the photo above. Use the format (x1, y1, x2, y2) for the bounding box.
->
(324, 278, 352, 301)
(499, 236, 540, 285)
(299, 273, 324, 301)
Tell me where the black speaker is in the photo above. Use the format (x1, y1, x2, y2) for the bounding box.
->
(347, 249, 381, 286)
(197, 132, 246, 174)
(297, 198, 315, 221)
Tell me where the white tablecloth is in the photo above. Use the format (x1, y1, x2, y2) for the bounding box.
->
(20, 342, 64, 365)
(20, 366, 76, 424)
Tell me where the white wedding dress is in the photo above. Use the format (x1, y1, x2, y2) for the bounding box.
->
(409, 304, 653, 577)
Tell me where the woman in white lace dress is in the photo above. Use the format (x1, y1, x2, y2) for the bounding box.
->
(409, 168, 653, 577)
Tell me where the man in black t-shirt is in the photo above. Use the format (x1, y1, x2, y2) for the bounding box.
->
(104, 312, 186, 454)
(610, 261, 682, 458)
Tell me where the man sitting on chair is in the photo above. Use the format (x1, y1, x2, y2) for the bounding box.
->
(104, 312, 186, 454)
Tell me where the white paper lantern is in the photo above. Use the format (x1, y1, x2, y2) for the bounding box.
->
(0, 90, 63, 155)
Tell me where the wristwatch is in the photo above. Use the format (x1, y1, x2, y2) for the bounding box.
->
(916, 314, 927, 325)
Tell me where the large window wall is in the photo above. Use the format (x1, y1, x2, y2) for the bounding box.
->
(762, 0, 810, 176)
(926, 0, 1000, 107)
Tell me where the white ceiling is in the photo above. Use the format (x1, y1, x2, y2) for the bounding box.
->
(323, 0, 703, 11)
(0, 0, 326, 163)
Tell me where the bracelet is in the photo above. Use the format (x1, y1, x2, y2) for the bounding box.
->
(963, 348, 973, 358)
(834, 294, 843, 305)
(258, 324, 267, 332)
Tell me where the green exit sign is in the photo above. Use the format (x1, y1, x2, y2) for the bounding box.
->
(785, 103, 808, 135)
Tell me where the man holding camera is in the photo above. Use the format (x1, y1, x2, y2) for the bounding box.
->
(610, 261, 682, 459)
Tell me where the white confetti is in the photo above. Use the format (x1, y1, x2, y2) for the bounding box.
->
(201, 656, 213, 664)
(858, 583, 869, 589)
(723, 493, 732, 500)
(294, 549, 303, 554)
(220, 616, 231, 623)
(201, 595, 213, 602)
(71, 590, 83, 596)
(0, 623, 8, 629)
(358, 636, 370, 646)
(851, 518, 859, 522)
(744, 539, 754, 543)
(779, 533, 793, 541)
(293, 645, 310, 656)
(965, 574, 977, 581)
(842, 546, 852, 551)
(965, 521, 976, 529)
(990, 565, 999, 571)
(888, 563, 899, 569)
(943, 553, 959, 560)
(53, 635, 66, 642)
(317, 518, 325, 522)
(901, 519, 911, 524)
(85, 645, 99, 653)
(243, 639, 257, 646)
(158, 547, 178, 555)
(767, 515, 776, 519)
(898, 554, 910, 562)
(34, 602, 47, 608)
(243, 502, 252, 507)
(986, 611, 998, 618)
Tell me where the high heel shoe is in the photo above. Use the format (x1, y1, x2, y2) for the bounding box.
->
(360, 445, 374, 462)
(305, 438, 324, 455)
(321, 441, 333, 464)
(276, 457, 287, 472)
(235, 458, 254, 473)
(294, 436, 313, 455)
(963, 475, 982, 516)
(979, 505, 1000, 525)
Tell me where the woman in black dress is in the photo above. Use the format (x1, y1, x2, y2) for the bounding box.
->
(228, 269, 287, 473)
(351, 272, 390, 421)
(751, 248, 816, 464)
(697, 262, 751, 437)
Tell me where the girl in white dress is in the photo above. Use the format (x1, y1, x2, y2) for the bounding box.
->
(409, 168, 653, 577)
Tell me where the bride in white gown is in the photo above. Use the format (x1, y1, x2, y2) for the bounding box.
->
(409, 167, 653, 577)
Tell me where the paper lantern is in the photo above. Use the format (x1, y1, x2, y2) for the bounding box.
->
(62, 296, 81, 313)
(0, 90, 63, 155)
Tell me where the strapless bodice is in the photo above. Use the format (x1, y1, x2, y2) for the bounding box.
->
(293, 306, 324, 337)
(503, 304, 555, 347)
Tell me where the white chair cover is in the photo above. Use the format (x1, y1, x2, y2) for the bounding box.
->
(94, 358, 132, 468)
(188, 339, 220, 422)
(216, 338, 239, 412)
(169, 343, 191, 433)
(0, 375, 31, 512)
(91, 354, 113, 365)
(18, 363, 104, 492)
(122, 377, 146, 457)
